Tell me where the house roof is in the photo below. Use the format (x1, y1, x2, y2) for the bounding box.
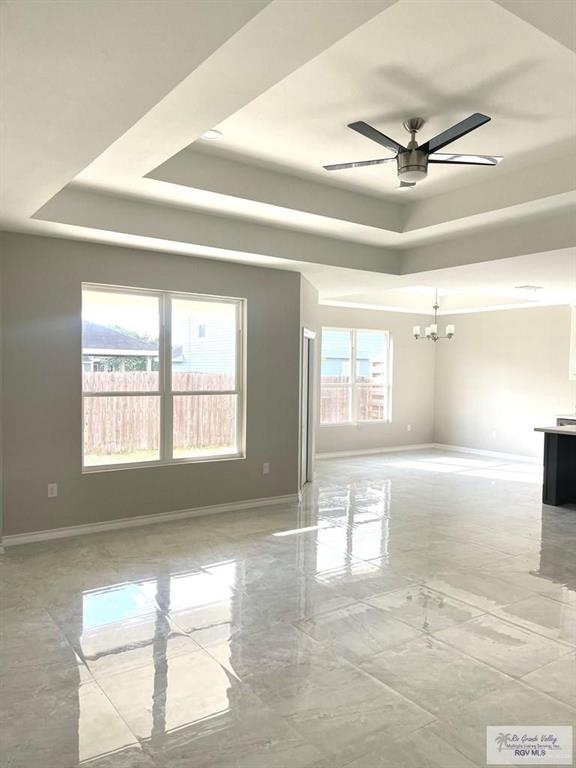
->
(82, 321, 157, 352)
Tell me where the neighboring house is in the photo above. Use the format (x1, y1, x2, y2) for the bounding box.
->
(82, 321, 163, 371)
(82, 318, 232, 374)
(322, 332, 372, 378)
(172, 315, 235, 375)
(322, 356, 371, 378)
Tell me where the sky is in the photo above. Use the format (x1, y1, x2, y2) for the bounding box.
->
(83, 290, 236, 345)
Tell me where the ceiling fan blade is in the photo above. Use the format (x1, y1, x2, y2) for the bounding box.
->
(398, 181, 416, 189)
(323, 157, 396, 171)
(348, 121, 404, 154)
(420, 113, 491, 154)
(429, 153, 502, 165)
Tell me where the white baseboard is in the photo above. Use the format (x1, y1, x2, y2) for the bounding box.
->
(316, 443, 435, 459)
(432, 443, 541, 464)
(316, 442, 540, 464)
(1, 493, 299, 547)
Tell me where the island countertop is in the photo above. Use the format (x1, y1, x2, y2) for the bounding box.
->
(534, 425, 576, 436)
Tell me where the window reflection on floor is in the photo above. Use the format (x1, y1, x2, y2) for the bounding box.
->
(392, 455, 543, 484)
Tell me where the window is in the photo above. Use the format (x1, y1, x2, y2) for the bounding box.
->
(82, 285, 244, 469)
(320, 328, 391, 425)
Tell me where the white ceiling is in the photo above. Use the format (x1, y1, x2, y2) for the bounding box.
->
(0, 0, 267, 220)
(319, 249, 576, 312)
(1, 0, 575, 314)
(205, 0, 576, 200)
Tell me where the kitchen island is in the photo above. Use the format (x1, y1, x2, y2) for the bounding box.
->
(534, 425, 576, 507)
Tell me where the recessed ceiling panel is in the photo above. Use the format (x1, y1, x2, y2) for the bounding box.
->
(202, 0, 576, 200)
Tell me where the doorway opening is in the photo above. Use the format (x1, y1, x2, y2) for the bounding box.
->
(301, 329, 316, 488)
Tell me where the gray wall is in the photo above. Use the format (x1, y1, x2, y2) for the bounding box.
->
(316, 305, 436, 454)
(0, 263, 3, 542)
(434, 306, 576, 457)
(0, 233, 301, 536)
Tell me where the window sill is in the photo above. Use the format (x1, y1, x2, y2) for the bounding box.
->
(82, 453, 245, 474)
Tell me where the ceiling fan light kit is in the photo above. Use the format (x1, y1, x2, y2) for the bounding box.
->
(324, 113, 502, 187)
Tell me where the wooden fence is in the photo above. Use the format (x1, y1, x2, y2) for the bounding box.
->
(320, 377, 388, 423)
(83, 373, 388, 457)
(83, 372, 235, 455)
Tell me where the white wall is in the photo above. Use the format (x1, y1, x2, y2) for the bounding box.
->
(316, 305, 436, 454)
(316, 303, 575, 459)
(434, 306, 576, 457)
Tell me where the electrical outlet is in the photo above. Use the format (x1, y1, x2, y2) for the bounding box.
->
(47, 483, 58, 498)
(407, 424, 412, 432)
(262, 462, 270, 475)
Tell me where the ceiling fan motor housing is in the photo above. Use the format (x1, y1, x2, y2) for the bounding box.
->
(397, 149, 428, 183)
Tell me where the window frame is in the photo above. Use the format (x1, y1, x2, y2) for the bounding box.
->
(82, 283, 246, 472)
(320, 327, 392, 426)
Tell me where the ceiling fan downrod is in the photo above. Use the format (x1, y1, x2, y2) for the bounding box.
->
(398, 117, 428, 184)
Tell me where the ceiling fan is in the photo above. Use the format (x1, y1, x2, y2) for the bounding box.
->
(323, 113, 502, 188)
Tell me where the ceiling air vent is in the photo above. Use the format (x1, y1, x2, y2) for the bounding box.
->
(515, 285, 544, 292)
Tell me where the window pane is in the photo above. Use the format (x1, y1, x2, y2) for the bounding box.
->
(321, 329, 351, 383)
(357, 385, 388, 422)
(83, 396, 160, 466)
(82, 290, 160, 392)
(320, 385, 351, 424)
(173, 395, 237, 458)
(356, 330, 388, 384)
(171, 299, 237, 392)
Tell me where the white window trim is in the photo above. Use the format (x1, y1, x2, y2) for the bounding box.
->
(82, 283, 246, 472)
(320, 327, 392, 426)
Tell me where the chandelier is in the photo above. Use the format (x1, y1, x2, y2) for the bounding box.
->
(413, 290, 455, 342)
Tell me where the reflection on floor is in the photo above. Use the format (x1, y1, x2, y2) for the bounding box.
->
(1, 449, 575, 768)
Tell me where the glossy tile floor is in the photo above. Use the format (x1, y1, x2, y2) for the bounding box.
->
(1, 450, 575, 768)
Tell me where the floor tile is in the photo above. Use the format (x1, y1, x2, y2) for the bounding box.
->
(521, 653, 576, 708)
(481, 552, 576, 604)
(97, 647, 323, 768)
(2, 450, 575, 767)
(0, 605, 88, 703)
(295, 601, 422, 663)
(364, 584, 484, 633)
(199, 622, 354, 706)
(424, 571, 536, 611)
(494, 594, 576, 645)
(0, 681, 142, 768)
(435, 613, 573, 677)
(429, 680, 576, 767)
(332, 725, 480, 767)
(271, 662, 435, 763)
(360, 635, 511, 717)
(313, 559, 413, 600)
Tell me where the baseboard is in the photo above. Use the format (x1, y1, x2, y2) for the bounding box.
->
(1, 493, 299, 547)
(316, 443, 435, 459)
(433, 443, 540, 464)
(315, 442, 540, 463)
